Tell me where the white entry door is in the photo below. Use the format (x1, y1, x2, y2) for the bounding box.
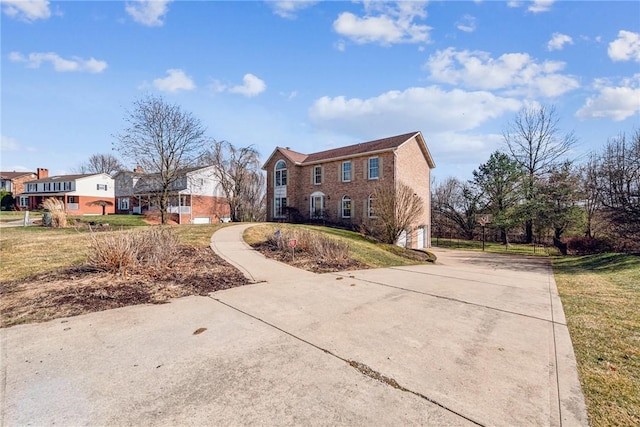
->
(310, 194, 324, 218)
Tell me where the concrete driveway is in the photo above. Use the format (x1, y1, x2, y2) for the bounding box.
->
(1, 224, 587, 426)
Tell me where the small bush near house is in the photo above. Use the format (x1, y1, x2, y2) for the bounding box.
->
(88, 227, 180, 275)
(566, 236, 613, 255)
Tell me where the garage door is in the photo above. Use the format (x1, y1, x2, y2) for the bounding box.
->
(416, 227, 425, 249)
(192, 217, 211, 224)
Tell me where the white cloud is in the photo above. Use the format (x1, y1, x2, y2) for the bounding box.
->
(1, 135, 20, 151)
(576, 75, 640, 121)
(1, 0, 50, 22)
(456, 14, 476, 33)
(608, 30, 640, 63)
(152, 69, 196, 92)
(547, 33, 573, 51)
(228, 74, 267, 97)
(333, 1, 430, 46)
(424, 47, 579, 97)
(309, 85, 521, 137)
(9, 51, 108, 73)
(125, 0, 171, 27)
(528, 0, 554, 13)
(269, 1, 317, 19)
(507, 1, 521, 7)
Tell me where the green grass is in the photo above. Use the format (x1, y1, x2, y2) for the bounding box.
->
(553, 253, 640, 426)
(432, 237, 559, 256)
(70, 214, 147, 227)
(244, 223, 433, 268)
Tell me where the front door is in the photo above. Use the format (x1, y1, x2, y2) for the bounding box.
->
(311, 194, 324, 219)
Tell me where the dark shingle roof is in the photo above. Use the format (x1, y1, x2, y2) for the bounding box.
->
(301, 132, 418, 164)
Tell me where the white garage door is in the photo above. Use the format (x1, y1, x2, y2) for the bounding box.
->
(416, 227, 425, 249)
(192, 217, 211, 224)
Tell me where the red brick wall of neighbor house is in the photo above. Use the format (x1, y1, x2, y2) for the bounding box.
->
(76, 196, 116, 215)
(10, 174, 36, 198)
(10, 173, 37, 209)
(395, 136, 432, 247)
(178, 195, 230, 224)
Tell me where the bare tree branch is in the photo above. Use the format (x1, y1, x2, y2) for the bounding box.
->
(372, 181, 424, 245)
(113, 95, 207, 224)
(205, 140, 265, 222)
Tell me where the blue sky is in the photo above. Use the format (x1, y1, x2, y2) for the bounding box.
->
(2, 0, 639, 181)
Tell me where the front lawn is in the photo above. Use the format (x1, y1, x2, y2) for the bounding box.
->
(553, 253, 640, 426)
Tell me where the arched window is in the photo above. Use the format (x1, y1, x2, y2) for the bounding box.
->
(274, 160, 287, 186)
(341, 195, 352, 218)
(274, 160, 287, 218)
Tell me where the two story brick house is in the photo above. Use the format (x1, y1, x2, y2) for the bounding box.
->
(262, 131, 435, 248)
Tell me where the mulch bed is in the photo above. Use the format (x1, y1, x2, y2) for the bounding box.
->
(0, 245, 249, 328)
(250, 242, 368, 273)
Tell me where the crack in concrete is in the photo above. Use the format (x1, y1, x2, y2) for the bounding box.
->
(210, 296, 485, 426)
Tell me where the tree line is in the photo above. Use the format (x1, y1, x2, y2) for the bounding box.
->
(433, 105, 639, 253)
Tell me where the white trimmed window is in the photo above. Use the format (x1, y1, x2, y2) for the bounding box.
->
(275, 160, 287, 186)
(368, 157, 379, 180)
(341, 195, 352, 218)
(274, 197, 286, 218)
(19, 196, 29, 207)
(118, 198, 130, 211)
(313, 166, 322, 185)
(342, 161, 352, 182)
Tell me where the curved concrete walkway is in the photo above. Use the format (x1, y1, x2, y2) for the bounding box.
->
(1, 224, 587, 426)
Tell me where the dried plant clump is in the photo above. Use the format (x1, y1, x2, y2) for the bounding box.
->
(41, 197, 67, 228)
(266, 228, 350, 262)
(88, 227, 180, 275)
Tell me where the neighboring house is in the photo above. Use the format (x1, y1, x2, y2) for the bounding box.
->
(18, 169, 115, 215)
(262, 131, 436, 249)
(0, 169, 40, 209)
(114, 165, 230, 224)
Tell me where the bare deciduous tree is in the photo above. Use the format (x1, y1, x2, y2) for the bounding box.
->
(432, 177, 479, 240)
(581, 154, 601, 238)
(205, 140, 265, 222)
(371, 181, 424, 245)
(74, 153, 124, 176)
(597, 130, 640, 241)
(113, 95, 207, 224)
(503, 105, 576, 242)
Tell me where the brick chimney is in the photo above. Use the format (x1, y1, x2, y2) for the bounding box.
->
(37, 168, 49, 179)
(133, 166, 144, 173)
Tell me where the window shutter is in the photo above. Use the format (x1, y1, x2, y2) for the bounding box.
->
(363, 159, 368, 179)
(379, 157, 383, 180)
